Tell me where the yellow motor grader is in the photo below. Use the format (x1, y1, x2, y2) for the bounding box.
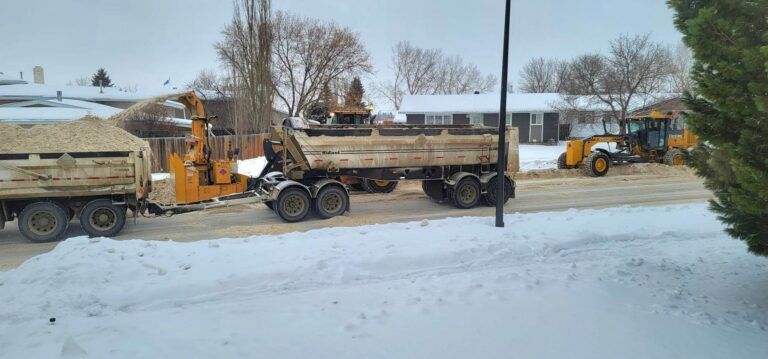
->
(558, 111, 698, 177)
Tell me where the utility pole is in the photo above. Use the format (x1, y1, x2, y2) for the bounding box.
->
(496, 0, 511, 228)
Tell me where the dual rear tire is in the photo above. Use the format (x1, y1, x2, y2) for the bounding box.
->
(273, 186, 349, 222)
(17, 199, 127, 242)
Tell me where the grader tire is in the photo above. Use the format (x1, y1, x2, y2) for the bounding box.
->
(362, 179, 398, 194)
(584, 152, 611, 177)
(663, 148, 685, 166)
(557, 152, 571, 169)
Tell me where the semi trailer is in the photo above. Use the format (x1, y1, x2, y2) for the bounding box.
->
(0, 92, 518, 242)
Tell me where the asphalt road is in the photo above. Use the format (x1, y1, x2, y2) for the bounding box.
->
(0, 173, 710, 271)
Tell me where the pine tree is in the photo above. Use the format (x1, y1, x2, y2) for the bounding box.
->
(344, 77, 365, 108)
(91, 68, 113, 87)
(668, 0, 768, 255)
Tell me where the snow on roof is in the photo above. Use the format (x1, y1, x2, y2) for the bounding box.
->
(0, 83, 188, 102)
(399, 93, 677, 114)
(0, 102, 192, 127)
(0, 72, 27, 85)
(399, 93, 576, 114)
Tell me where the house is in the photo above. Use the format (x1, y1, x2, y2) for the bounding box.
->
(0, 80, 192, 132)
(399, 93, 590, 144)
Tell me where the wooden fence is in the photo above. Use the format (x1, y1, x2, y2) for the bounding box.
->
(145, 134, 267, 172)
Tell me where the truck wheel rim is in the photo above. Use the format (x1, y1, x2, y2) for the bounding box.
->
(595, 158, 607, 172)
(29, 211, 56, 235)
(460, 184, 477, 204)
(322, 192, 342, 213)
(284, 195, 305, 216)
(90, 208, 117, 231)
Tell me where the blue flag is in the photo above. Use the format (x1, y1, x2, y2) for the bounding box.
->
(163, 78, 170, 86)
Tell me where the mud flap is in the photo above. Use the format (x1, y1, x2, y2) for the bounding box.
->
(0, 201, 6, 230)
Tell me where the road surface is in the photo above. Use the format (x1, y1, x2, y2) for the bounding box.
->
(0, 173, 710, 270)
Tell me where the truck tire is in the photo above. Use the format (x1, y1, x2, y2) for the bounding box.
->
(80, 199, 127, 238)
(422, 180, 444, 201)
(663, 148, 685, 166)
(362, 179, 398, 194)
(483, 176, 514, 206)
(450, 177, 481, 209)
(557, 152, 572, 169)
(584, 151, 611, 177)
(275, 187, 311, 222)
(314, 185, 349, 219)
(18, 201, 70, 243)
(80, 199, 126, 237)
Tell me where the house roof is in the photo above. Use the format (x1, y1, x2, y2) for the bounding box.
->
(0, 72, 27, 85)
(630, 96, 687, 116)
(0, 99, 192, 127)
(399, 93, 610, 114)
(0, 83, 186, 102)
(399, 93, 681, 115)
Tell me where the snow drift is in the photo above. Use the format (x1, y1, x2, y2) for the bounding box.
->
(0, 204, 766, 359)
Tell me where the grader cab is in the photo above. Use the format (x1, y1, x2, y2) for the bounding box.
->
(558, 111, 698, 177)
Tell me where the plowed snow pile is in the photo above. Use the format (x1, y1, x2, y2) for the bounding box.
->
(0, 204, 766, 358)
(0, 116, 148, 153)
(516, 163, 697, 180)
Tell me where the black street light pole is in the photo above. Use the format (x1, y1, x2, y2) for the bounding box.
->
(496, 0, 511, 228)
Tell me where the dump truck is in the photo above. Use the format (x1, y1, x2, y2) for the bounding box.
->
(0, 140, 153, 242)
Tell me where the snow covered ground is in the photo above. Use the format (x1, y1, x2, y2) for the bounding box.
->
(1, 204, 766, 359)
(518, 144, 565, 171)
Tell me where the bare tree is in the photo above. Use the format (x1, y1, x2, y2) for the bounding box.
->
(215, 0, 273, 133)
(434, 55, 496, 95)
(667, 42, 694, 93)
(271, 11, 372, 117)
(519, 58, 556, 93)
(378, 41, 497, 110)
(563, 34, 671, 133)
(117, 103, 186, 138)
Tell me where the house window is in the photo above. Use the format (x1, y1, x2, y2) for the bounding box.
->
(530, 113, 543, 125)
(426, 113, 452, 125)
(469, 113, 483, 125)
(505, 113, 512, 126)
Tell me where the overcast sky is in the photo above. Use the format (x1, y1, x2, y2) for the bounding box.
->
(1, 0, 682, 109)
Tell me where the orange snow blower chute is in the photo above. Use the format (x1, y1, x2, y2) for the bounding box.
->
(168, 91, 248, 204)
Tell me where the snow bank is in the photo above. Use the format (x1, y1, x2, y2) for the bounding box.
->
(1, 204, 766, 358)
(237, 156, 268, 177)
(519, 144, 565, 171)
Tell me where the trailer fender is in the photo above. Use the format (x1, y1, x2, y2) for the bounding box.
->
(310, 178, 351, 213)
(444, 172, 480, 188)
(309, 178, 349, 198)
(479, 173, 516, 198)
(271, 180, 311, 202)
